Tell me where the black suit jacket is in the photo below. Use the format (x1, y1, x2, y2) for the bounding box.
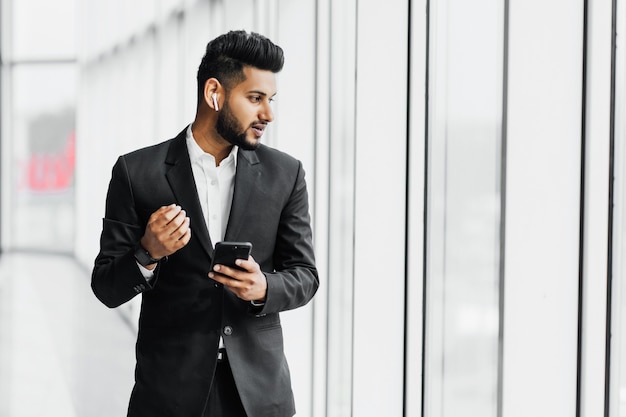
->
(91, 128, 319, 417)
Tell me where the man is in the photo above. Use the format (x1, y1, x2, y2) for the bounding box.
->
(91, 30, 319, 417)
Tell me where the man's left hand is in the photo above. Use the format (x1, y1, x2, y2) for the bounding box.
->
(209, 255, 267, 302)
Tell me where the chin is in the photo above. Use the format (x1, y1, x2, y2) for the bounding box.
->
(241, 136, 261, 150)
(241, 141, 260, 151)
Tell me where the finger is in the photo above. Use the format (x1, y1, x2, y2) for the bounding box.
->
(209, 271, 243, 288)
(212, 264, 242, 279)
(180, 227, 191, 245)
(164, 217, 190, 248)
(162, 205, 184, 223)
(176, 218, 191, 241)
(234, 256, 258, 273)
(149, 204, 176, 220)
(152, 211, 186, 241)
(148, 204, 181, 228)
(166, 211, 188, 236)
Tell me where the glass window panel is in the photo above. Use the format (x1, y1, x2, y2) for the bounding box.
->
(424, 0, 504, 416)
(155, 18, 184, 139)
(11, 0, 76, 60)
(224, 0, 256, 31)
(159, 0, 183, 19)
(325, 1, 357, 416)
(9, 64, 76, 252)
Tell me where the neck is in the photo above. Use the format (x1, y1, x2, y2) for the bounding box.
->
(191, 117, 233, 166)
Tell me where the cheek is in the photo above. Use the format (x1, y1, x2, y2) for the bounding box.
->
(228, 97, 246, 113)
(230, 98, 255, 120)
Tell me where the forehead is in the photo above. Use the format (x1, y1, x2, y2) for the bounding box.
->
(231, 66, 277, 96)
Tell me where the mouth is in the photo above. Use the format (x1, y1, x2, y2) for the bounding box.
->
(251, 123, 267, 138)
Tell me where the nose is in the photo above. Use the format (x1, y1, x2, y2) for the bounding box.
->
(260, 101, 274, 123)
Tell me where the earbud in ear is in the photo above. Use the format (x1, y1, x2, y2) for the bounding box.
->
(212, 93, 219, 111)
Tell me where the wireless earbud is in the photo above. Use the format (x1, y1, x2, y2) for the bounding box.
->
(212, 93, 219, 111)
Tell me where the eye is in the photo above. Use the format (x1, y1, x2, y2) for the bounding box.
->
(250, 96, 262, 103)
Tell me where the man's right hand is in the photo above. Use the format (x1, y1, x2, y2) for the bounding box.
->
(140, 204, 191, 267)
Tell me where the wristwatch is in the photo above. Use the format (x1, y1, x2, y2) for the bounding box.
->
(134, 245, 161, 266)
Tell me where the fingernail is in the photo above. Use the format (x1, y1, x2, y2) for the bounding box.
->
(214, 265, 220, 271)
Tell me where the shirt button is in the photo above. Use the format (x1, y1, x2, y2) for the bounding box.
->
(223, 326, 233, 336)
(210, 180, 216, 186)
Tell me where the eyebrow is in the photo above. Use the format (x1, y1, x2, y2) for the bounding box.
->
(247, 90, 277, 98)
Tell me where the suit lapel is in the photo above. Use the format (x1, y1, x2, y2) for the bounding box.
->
(165, 130, 214, 258)
(224, 149, 261, 241)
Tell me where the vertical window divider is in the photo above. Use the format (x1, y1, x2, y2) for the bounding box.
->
(605, 0, 618, 415)
(577, 1, 590, 416)
(403, 1, 414, 415)
(420, 2, 431, 417)
(497, 0, 510, 416)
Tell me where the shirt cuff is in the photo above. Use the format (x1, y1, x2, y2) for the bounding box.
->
(136, 261, 155, 282)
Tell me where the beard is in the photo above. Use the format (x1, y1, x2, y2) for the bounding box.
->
(216, 102, 260, 151)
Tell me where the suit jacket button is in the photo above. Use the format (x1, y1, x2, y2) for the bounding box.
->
(223, 326, 233, 336)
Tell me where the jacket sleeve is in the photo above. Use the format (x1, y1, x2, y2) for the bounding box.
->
(259, 161, 319, 315)
(91, 156, 158, 308)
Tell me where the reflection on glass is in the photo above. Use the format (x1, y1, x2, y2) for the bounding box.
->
(424, 1, 503, 416)
(10, 65, 76, 252)
(611, 1, 626, 415)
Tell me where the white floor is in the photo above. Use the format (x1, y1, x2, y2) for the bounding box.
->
(0, 252, 136, 417)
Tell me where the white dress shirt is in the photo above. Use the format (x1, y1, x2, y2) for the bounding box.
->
(186, 124, 238, 245)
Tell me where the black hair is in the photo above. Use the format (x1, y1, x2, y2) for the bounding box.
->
(196, 30, 284, 103)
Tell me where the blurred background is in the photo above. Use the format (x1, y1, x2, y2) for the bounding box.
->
(0, 0, 625, 416)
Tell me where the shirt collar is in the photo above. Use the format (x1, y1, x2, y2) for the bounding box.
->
(186, 123, 238, 167)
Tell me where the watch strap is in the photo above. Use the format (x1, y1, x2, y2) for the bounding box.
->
(134, 245, 161, 266)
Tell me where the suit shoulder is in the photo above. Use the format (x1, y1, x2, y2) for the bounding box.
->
(119, 127, 187, 168)
(110, 136, 182, 181)
(254, 144, 300, 168)
(121, 138, 173, 163)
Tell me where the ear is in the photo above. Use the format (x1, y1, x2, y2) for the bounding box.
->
(204, 78, 222, 111)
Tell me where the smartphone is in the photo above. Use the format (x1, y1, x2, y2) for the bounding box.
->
(210, 241, 252, 272)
